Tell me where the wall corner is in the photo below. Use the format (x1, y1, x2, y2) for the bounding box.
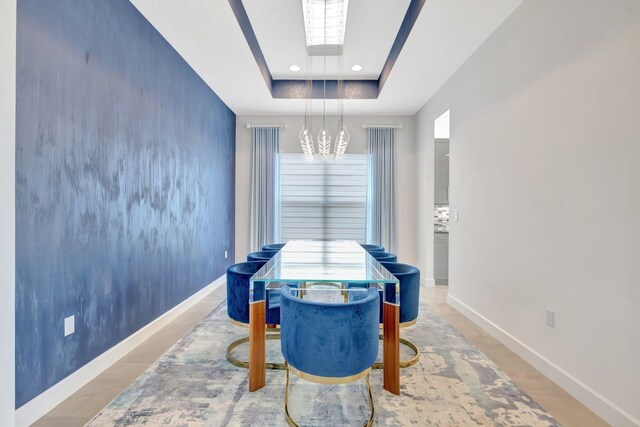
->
(0, 0, 17, 424)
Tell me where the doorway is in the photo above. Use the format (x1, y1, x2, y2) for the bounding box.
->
(434, 110, 449, 286)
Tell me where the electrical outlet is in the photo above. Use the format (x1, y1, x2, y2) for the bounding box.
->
(224, 250, 228, 259)
(545, 309, 555, 328)
(454, 211, 459, 222)
(64, 315, 75, 336)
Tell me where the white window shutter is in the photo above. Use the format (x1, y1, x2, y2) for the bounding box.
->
(280, 153, 367, 242)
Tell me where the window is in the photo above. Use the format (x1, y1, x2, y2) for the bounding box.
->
(280, 153, 367, 242)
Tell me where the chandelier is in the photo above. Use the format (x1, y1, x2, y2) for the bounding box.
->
(298, 0, 350, 161)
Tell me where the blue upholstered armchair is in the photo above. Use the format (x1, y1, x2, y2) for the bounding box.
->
(347, 261, 422, 369)
(225, 261, 283, 369)
(370, 251, 398, 263)
(380, 262, 421, 368)
(261, 243, 286, 251)
(380, 262, 421, 326)
(227, 261, 283, 325)
(280, 285, 379, 427)
(360, 243, 385, 253)
(246, 250, 279, 262)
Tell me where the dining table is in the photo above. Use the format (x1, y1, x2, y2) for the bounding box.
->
(248, 240, 401, 395)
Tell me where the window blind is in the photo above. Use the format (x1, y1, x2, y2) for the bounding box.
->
(280, 153, 367, 242)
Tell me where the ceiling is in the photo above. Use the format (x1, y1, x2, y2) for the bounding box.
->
(243, 0, 410, 80)
(129, 0, 524, 116)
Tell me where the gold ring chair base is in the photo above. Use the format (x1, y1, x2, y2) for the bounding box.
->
(226, 334, 286, 370)
(227, 321, 419, 370)
(372, 335, 420, 369)
(284, 363, 375, 427)
(227, 333, 419, 370)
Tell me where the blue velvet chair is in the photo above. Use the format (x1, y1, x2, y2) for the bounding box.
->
(346, 261, 421, 368)
(280, 285, 379, 427)
(225, 261, 283, 369)
(370, 251, 398, 263)
(246, 250, 279, 262)
(380, 262, 421, 326)
(379, 262, 421, 368)
(261, 243, 286, 251)
(360, 243, 385, 253)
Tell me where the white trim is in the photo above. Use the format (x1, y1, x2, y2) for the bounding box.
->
(0, 0, 16, 425)
(361, 124, 404, 129)
(245, 123, 284, 129)
(15, 275, 226, 427)
(424, 277, 436, 287)
(447, 294, 640, 427)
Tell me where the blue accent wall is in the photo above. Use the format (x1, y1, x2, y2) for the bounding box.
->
(15, 0, 236, 407)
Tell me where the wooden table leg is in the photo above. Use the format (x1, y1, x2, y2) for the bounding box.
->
(383, 302, 400, 395)
(249, 300, 266, 391)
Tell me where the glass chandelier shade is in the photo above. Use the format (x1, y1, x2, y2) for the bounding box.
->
(317, 127, 332, 159)
(299, 125, 316, 160)
(333, 125, 350, 159)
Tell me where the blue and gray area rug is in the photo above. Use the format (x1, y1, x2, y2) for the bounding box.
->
(88, 294, 558, 426)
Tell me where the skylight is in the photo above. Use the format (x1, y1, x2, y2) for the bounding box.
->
(302, 0, 349, 55)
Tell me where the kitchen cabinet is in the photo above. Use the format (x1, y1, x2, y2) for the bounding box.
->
(434, 232, 449, 285)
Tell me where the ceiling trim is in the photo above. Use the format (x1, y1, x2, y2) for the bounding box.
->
(227, 0, 272, 94)
(378, 0, 426, 91)
(228, 0, 426, 99)
(271, 79, 379, 99)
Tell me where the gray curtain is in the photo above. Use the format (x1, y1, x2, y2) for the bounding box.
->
(366, 128, 396, 252)
(250, 127, 280, 252)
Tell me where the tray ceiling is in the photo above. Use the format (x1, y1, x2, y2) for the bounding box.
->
(130, 0, 524, 115)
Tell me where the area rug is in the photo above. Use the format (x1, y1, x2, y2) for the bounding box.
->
(87, 292, 559, 426)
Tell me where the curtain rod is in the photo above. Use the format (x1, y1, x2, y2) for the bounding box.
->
(245, 123, 284, 129)
(361, 124, 404, 129)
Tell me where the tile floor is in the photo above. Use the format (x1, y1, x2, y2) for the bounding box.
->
(33, 285, 607, 427)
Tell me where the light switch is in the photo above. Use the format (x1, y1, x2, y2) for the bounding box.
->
(545, 309, 555, 328)
(64, 315, 75, 336)
(454, 211, 459, 222)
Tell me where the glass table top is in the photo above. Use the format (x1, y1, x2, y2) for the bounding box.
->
(250, 240, 399, 304)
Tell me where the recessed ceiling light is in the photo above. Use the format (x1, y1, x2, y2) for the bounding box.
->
(351, 64, 362, 72)
(289, 64, 301, 72)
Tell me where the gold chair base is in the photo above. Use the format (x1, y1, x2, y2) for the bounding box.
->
(372, 335, 420, 369)
(284, 363, 375, 427)
(226, 334, 286, 370)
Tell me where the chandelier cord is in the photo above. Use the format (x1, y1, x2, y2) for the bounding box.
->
(323, 57, 326, 128)
(323, 0, 327, 129)
(339, 53, 343, 129)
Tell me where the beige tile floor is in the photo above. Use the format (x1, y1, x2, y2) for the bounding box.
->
(34, 285, 607, 427)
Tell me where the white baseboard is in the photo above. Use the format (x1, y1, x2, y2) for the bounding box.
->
(424, 277, 436, 287)
(447, 294, 639, 427)
(15, 275, 226, 427)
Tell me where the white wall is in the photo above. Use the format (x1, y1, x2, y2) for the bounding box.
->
(235, 115, 417, 266)
(0, 0, 16, 424)
(416, 0, 640, 425)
